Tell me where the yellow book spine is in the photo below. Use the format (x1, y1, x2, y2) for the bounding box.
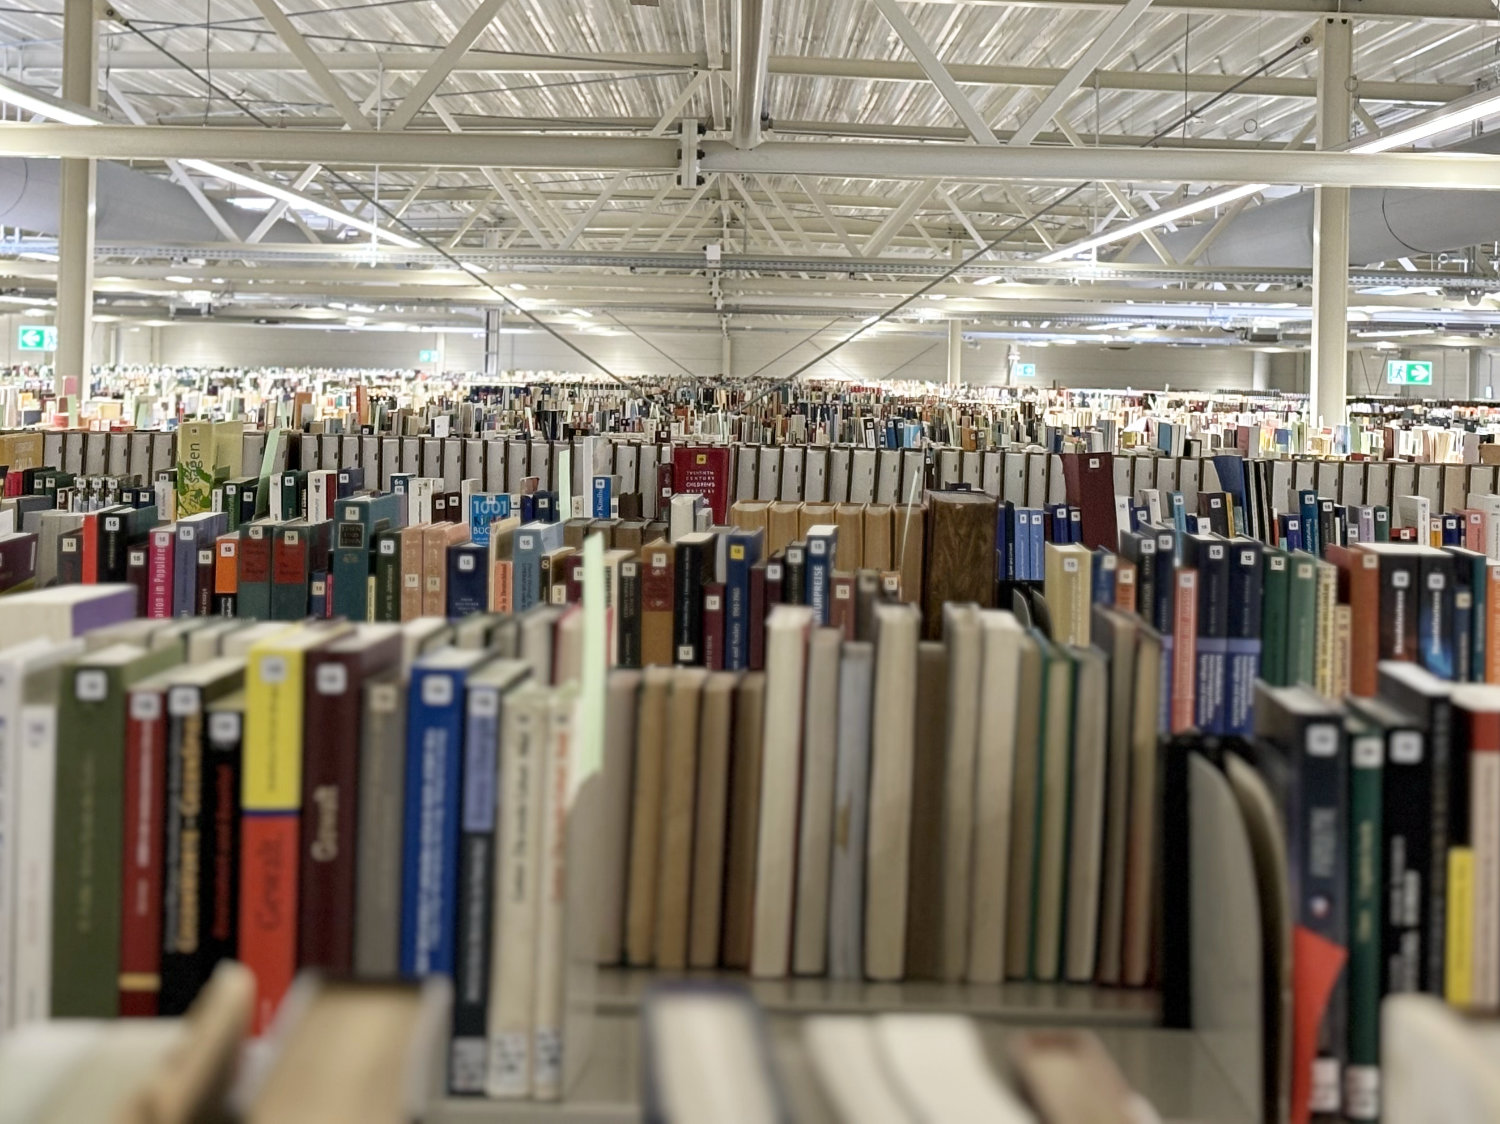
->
(243, 636, 307, 810)
(1446, 846, 1475, 1007)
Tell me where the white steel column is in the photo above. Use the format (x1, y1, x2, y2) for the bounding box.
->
(947, 319, 962, 386)
(720, 319, 733, 377)
(1252, 350, 1271, 391)
(483, 308, 503, 378)
(55, 0, 96, 399)
(1311, 16, 1353, 433)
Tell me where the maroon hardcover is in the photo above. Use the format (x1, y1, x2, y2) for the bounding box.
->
(748, 559, 768, 671)
(702, 582, 726, 671)
(1059, 451, 1119, 552)
(297, 627, 403, 972)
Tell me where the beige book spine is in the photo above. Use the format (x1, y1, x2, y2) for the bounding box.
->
(941, 606, 982, 982)
(1314, 561, 1337, 698)
(792, 629, 843, 976)
(400, 523, 428, 620)
(688, 672, 740, 968)
(721, 673, 767, 969)
(654, 669, 706, 970)
(596, 671, 641, 964)
(624, 667, 672, 966)
(864, 603, 920, 981)
(967, 615, 1022, 984)
(530, 691, 576, 1101)
(862, 504, 893, 571)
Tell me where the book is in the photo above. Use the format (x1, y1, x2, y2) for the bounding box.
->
(793, 628, 841, 977)
(626, 667, 672, 967)
(828, 642, 873, 982)
(922, 491, 996, 638)
(864, 601, 920, 981)
(722, 672, 766, 971)
(688, 672, 739, 970)
(655, 668, 706, 971)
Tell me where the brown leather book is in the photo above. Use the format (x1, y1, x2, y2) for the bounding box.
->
(421, 521, 470, 617)
(656, 667, 707, 970)
(767, 501, 802, 556)
(921, 493, 997, 638)
(563, 517, 593, 550)
(834, 503, 865, 570)
(797, 502, 836, 538)
(1059, 451, 1121, 551)
(904, 640, 949, 980)
(728, 500, 770, 539)
(863, 503, 893, 571)
(614, 519, 649, 554)
(721, 671, 767, 969)
(625, 666, 673, 965)
(640, 538, 675, 667)
(399, 523, 430, 620)
(689, 671, 740, 968)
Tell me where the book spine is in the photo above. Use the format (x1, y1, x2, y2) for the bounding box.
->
(160, 689, 213, 1015)
(1382, 725, 1430, 994)
(748, 563, 767, 671)
(726, 542, 750, 670)
(1377, 554, 1419, 662)
(400, 668, 465, 976)
(531, 696, 575, 1101)
(201, 706, 241, 1000)
(240, 645, 306, 1033)
(120, 689, 167, 1016)
(148, 528, 174, 619)
(1193, 542, 1228, 735)
(1446, 848, 1475, 1006)
(806, 531, 833, 624)
(297, 654, 362, 973)
(1417, 554, 1456, 680)
(1169, 569, 1198, 733)
(1315, 562, 1338, 698)
(1470, 709, 1500, 1008)
(451, 683, 501, 1095)
(1225, 542, 1262, 736)
(1346, 728, 1383, 1122)
(672, 542, 705, 665)
(702, 583, 725, 672)
(618, 560, 641, 668)
(13, 704, 57, 1022)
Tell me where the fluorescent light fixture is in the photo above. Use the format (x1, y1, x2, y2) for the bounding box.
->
(164, 275, 194, 284)
(0, 75, 420, 249)
(1040, 85, 1500, 264)
(1038, 183, 1263, 263)
(458, 262, 488, 275)
(179, 160, 422, 248)
(18, 250, 58, 262)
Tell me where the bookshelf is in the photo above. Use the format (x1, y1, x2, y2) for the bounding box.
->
(430, 1006, 1254, 1124)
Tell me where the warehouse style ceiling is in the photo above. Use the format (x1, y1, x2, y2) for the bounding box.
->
(2, 0, 1500, 353)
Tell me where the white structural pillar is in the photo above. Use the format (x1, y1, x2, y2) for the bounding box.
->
(720, 321, 733, 377)
(55, 0, 96, 400)
(1252, 350, 1271, 391)
(947, 319, 962, 386)
(483, 308, 502, 378)
(1311, 16, 1352, 433)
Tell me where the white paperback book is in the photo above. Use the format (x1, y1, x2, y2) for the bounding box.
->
(486, 686, 552, 1098)
(827, 642, 873, 982)
(864, 603, 920, 982)
(792, 628, 842, 976)
(532, 688, 579, 1100)
(876, 1015, 1036, 1124)
(967, 613, 1026, 985)
(750, 606, 815, 979)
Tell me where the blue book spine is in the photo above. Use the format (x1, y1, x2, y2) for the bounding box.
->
(1091, 549, 1117, 604)
(399, 665, 468, 976)
(309, 570, 329, 619)
(724, 530, 762, 670)
(805, 528, 836, 625)
(446, 542, 489, 618)
(1030, 510, 1044, 581)
(1190, 539, 1230, 735)
(592, 476, 611, 520)
(1168, 493, 1187, 534)
(332, 511, 370, 622)
(514, 527, 544, 611)
(520, 493, 536, 523)
(1129, 502, 1147, 532)
(1443, 514, 1463, 546)
(1474, 558, 1491, 683)
(174, 523, 198, 615)
(1298, 490, 1320, 556)
(1224, 540, 1264, 736)
(1417, 553, 1456, 680)
(469, 494, 509, 547)
(1068, 507, 1082, 544)
(451, 682, 502, 1086)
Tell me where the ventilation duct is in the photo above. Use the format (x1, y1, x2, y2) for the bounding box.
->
(0, 157, 305, 244)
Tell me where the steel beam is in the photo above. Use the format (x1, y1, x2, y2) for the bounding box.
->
(732, 0, 771, 148)
(249, 0, 368, 128)
(55, 0, 94, 399)
(871, 0, 998, 144)
(1008, 0, 1154, 146)
(384, 0, 512, 131)
(1312, 16, 1353, 430)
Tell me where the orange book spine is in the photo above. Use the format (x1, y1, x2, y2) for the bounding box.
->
(1170, 568, 1198, 733)
(215, 534, 239, 595)
(493, 559, 513, 614)
(1114, 559, 1137, 614)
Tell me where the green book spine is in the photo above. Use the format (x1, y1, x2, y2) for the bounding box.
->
(1286, 551, 1319, 689)
(51, 645, 180, 1016)
(1374, 506, 1391, 543)
(1260, 547, 1291, 687)
(1346, 720, 1383, 1120)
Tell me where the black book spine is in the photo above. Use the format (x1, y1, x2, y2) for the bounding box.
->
(58, 529, 82, 585)
(215, 594, 237, 618)
(1380, 722, 1428, 994)
(101, 511, 128, 582)
(160, 701, 203, 1015)
(1377, 554, 1420, 662)
(783, 543, 807, 606)
(620, 558, 643, 668)
(1416, 552, 1456, 681)
(450, 689, 500, 1095)
(673, 541, 706, 665)
(1159, 735, 1194, 1028)
(1152, 531, 1176, 634)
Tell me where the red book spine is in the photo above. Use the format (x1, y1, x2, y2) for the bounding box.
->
(126, 545, 149, 616)
(748, 561, 767, 671)
(80, 512, 100, 584)
(1170, 568, 1198, 733)
(702, 582, 725, 671)
(563, 553, 585, 604)
(297, 652, 363, 973)
(239, 814, 299, 1034)
(830, 573, 855, 641)
(238, 532, 270, 586)
(120, 688, 167, 1016)
(673, 446, 732, 524)
(147, 528, 174, 619)
(1115, 560, 1138, 614)
(656, 463, 674, 518)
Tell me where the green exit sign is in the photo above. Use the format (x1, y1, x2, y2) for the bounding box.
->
(17, 324, 55, 352)
(418, 348, 440, 363)
(1387, 359, 1433, 386)
(1015, 362, 1037, 378)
